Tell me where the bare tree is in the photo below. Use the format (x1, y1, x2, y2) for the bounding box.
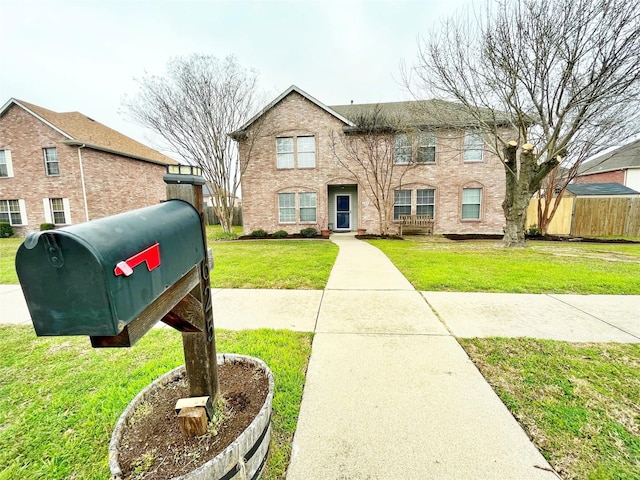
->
(407, 0, 640, 246)
(123, 54, 259, 233)
(329, 105, 420, 235)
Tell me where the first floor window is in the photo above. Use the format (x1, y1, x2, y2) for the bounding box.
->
(0, 199, 24, 225)
(44, 197, 70, 225)
(463, 131, 484, 162)
(393, 189, 411, 220)
(278, 193, 295, 222)
(44, 147, 59, 175)
(462, 188, 482, 220)
(416, 189, 435, 218)
(0, 150, 13, 177)
(299, 192, 317, 222)
(276, 137, 295, 169)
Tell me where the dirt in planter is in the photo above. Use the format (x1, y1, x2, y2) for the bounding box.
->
(118, 361, 269, 480)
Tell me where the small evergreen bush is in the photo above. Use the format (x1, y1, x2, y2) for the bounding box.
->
(272, 230, 288, 239)
(526, 224, 541, 237)
(300, 227, 318, 238)
(0, 222, 13, 238)
(250, 229, 268, 239)
(40, 223, 56, 231)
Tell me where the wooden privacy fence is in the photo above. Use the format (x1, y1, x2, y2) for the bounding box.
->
(573, 197, 640, 237)
(527, 197, 640, 237)
(204, 206, 243, 226)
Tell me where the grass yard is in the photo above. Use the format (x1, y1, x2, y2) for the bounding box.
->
(371, 238, 640, 294)
(209, 240, 338, 289)
(0, 238, 21, 284)
(460, 338, 640, 480)
(0, 325, 312, 480)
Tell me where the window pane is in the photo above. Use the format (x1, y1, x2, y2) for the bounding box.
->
(417, 146, 435, 163)
(276, 138, 294, 168)
(462, 188, 481, 203)
(50, 198, 66, 224)
(461, 204, 480, 219)
(464, 132, 483, 161)
(0, 199, 22, 225)
(297, 136, 316, 168)
(0, 200, 8, 223)
(299, 192, 316, 222)
(394, 189, 411, 220)
(394, 134, 411, 164)
(44, 148, 59, 175)
(0, 151, 6, 177)
(278, 193, 295, 222)
(461, 188, 481, 220)
(416, 189, 435, 218)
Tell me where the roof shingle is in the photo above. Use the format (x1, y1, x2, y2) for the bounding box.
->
(2, 99, 177, 166)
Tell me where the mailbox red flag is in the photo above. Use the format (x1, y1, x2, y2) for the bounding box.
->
(114, 243, 161, 277)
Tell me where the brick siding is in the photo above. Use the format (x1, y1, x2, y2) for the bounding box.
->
(238, 91, 507, 235)
(574, 170, 625, 184)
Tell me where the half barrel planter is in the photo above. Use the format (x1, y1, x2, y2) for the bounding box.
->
(109, 354, 274, 480)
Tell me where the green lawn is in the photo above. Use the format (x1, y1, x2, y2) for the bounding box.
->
(460, 338, 640, 480)
(209, 240, 338, 289)
(370, 238, 640, 294)
(0, 326, 312, 480)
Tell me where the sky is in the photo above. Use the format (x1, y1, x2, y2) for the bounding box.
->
(0, 0, 472, 150)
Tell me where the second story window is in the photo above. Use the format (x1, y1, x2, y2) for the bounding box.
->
(0, 150, 13, 178)
(44, 147, 59, 175)
(394, 134, 412, 164)
(463, 131, 484, 162)
(276, 135, 316, 169)
(417, 132, 436, 163)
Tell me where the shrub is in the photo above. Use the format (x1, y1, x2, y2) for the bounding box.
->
(215, 232, 238, 241)
(40, 223, 56, 231)
(300, 227, 318, 238)
(250, 229, 268, 239)
(0, 222, 13, 238)
(526, 224, 541, 237)
(272, 230, 289, 239)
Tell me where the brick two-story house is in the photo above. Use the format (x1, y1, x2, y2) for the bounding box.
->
(0, 98, 178, 235)
(231, 86, 507, 236)
(575, 139, 640, 192)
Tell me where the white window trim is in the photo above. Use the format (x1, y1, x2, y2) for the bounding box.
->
(44, 198, 72, 225)
(0, 199, 26, 226)
(0, 150, 14, 178)
(393, 189, 412, 220)
(299, 192, 317, 223)
(278, 192, 296, 223)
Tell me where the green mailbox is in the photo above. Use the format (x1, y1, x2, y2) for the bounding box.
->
(15, 200, 205, 338)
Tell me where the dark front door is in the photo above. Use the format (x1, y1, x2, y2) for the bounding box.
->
(336, 194, 351, 229)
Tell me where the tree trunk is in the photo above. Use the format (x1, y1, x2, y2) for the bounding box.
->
(501, 142, 539, 247)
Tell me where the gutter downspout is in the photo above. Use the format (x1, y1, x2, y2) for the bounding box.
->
(77, 144, 90, 222)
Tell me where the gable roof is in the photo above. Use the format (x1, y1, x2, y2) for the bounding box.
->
(230, 85, 355, 139)
(578, 139, 640, 176)
(0, 98, 178, 166)
(567, 182, 639, 196)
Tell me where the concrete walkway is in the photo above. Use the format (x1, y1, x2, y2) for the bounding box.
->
(286, 234, 560, 479)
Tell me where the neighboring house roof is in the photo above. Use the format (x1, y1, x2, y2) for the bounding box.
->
(566, 182, 639, 196)
(578, 139, 640, 176)
(230, 85, 356, 139)
(0, 98, 178, 166)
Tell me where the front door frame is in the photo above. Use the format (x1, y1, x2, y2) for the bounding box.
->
(335, 193, 352, 231)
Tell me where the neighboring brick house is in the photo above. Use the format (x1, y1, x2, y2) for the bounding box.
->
(0, 98, 178, 235)
(575, 139, 640, 192)
(231, 85, 507, 235)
